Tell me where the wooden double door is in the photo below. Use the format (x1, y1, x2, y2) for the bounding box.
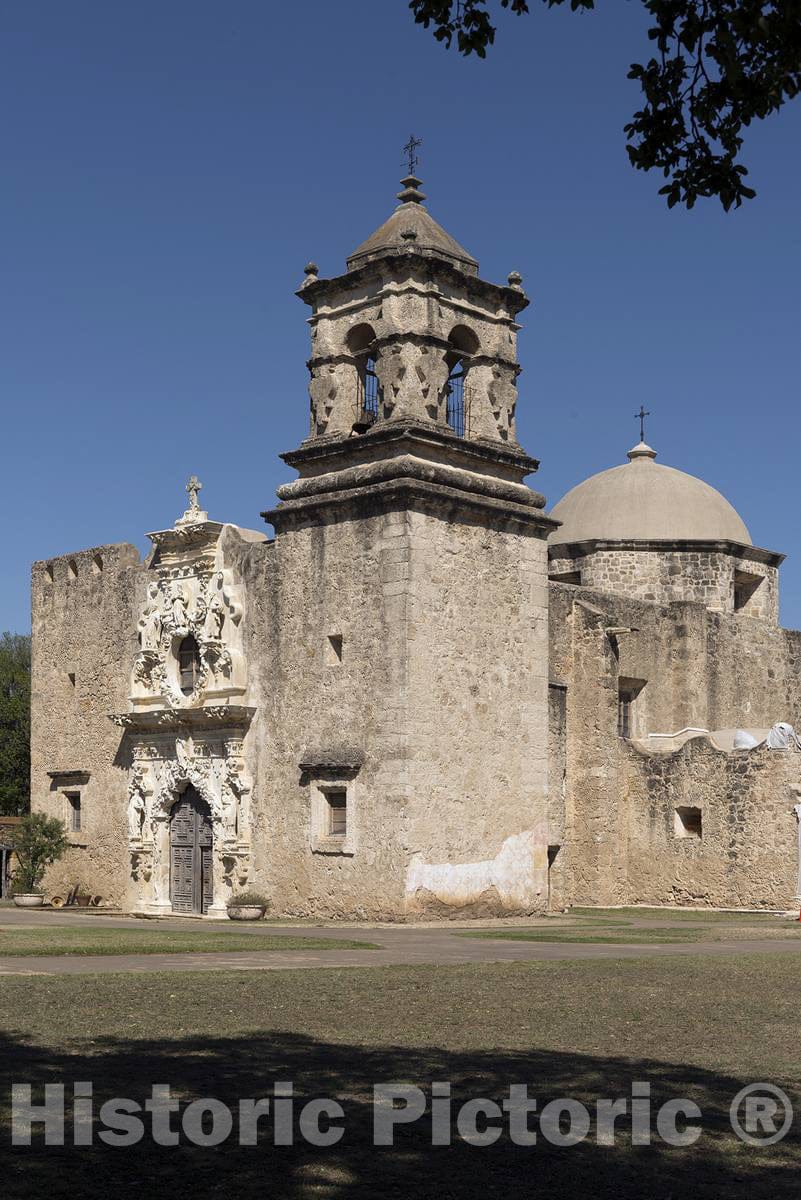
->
(170, 787, 213, 914)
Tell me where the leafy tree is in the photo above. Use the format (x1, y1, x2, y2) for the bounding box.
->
(409, 1, 801, 209)
(12, 813, 68, 894)
(0, 632, 30, 816)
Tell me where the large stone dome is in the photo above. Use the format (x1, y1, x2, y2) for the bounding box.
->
(549, 442, 752, 546)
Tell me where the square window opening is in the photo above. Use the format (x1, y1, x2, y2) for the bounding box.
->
(674, 806, 702, 839)
(734, 569, 764, 613)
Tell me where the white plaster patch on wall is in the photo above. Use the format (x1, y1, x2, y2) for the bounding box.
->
(405, 827, 548, 910)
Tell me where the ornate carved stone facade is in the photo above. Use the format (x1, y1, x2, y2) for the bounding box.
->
(113, 504, 255, 915)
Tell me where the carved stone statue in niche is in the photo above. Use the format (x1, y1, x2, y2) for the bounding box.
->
(128, 772, 148, 842)
(138, 583, 163, 651)
(167, 584, 189, 634)
(203, 589, 226, 641)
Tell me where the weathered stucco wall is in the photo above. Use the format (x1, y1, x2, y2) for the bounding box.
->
(549, 581, 801, 740)
(403, 503, 550, 915)
(548, 580, 801, 909)
(249, 501, 411, 919)
(623, 739, 800, 908)
(31, 543, 144, 903)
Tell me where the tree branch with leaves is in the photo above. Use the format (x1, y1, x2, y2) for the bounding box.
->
(409, 0, 801, 209)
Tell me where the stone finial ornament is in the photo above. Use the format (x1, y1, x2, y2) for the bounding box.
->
(300, 262, 319, 288)
(396, 174, 426, 205)
(507, 270, 523, 290)
(175, 474, 208, 527)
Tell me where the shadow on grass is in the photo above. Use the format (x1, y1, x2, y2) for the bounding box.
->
(1, 1029, 797, 1199)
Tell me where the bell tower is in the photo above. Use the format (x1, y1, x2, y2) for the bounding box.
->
(299, 173, 527, 447)
(262, 174, 557, 918)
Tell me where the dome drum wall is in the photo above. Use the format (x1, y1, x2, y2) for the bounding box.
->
(548, 542, 780, 623)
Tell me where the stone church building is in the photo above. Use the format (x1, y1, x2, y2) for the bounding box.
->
(31, 175, 801, 918)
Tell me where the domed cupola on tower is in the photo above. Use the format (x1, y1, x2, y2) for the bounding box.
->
(548, 439, 784, 622)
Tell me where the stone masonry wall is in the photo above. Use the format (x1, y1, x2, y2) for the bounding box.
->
(31, 543, 144, 903)
(403, 503, 550, 916)
(623, 739, 800, 909)
(549, 548, 779, 622)
(246, 503, 411, 919)
(548, 581, 801, 908)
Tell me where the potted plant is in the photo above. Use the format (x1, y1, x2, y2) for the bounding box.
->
(11, 813, 68, 908)
(226, 890, 270, 921)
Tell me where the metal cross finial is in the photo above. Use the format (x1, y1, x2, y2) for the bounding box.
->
(402, 134, 423, 176)
(186, 474, 203, 512)
(635, 405, 651, 442)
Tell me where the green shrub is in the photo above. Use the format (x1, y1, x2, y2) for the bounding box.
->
(227, 890, 270, 908)
(12, 813, 69, 894)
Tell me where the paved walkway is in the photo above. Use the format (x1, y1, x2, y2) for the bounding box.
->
(1, 908, 800, 976)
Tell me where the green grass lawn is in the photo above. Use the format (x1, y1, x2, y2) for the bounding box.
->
(1, 954, 799, 1198)
(0, 925, 377, 957)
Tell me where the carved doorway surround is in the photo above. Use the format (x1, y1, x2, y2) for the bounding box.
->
(170, 785, 213, 915)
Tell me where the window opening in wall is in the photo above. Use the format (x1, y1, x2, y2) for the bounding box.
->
(617, 678, 645, 739)
(92, 554, 103, 575)
(674, 806, 702, 839)
(66, 792, 82, 833)
(549, 570, 582, 585)
(733, 569, 764, 613)
(67, 672, 76, 688)
(324, 788, 347, 838)
(67, 559, 78, 580)
(45, 564, 54, 582)
(326, 634, 343, 664)
(178, 635, 201, 695)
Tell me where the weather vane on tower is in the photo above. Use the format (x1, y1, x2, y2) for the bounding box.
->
(402, 134, 423, 176)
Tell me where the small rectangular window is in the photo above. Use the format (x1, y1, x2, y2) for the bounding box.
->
(733, 569, 764, 613)
(618, 677, 646, 739)
(325, 789, 347, 838)
(66, 792, 82, 833)
(675, 806, 702, 839)
(326, 634, 343, 664)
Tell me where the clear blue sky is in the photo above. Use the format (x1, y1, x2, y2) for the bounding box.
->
(2, 0, 799, 632)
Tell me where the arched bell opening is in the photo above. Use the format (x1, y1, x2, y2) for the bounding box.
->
(347, 323, 381, 433)
(444, 325, 480, 436)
